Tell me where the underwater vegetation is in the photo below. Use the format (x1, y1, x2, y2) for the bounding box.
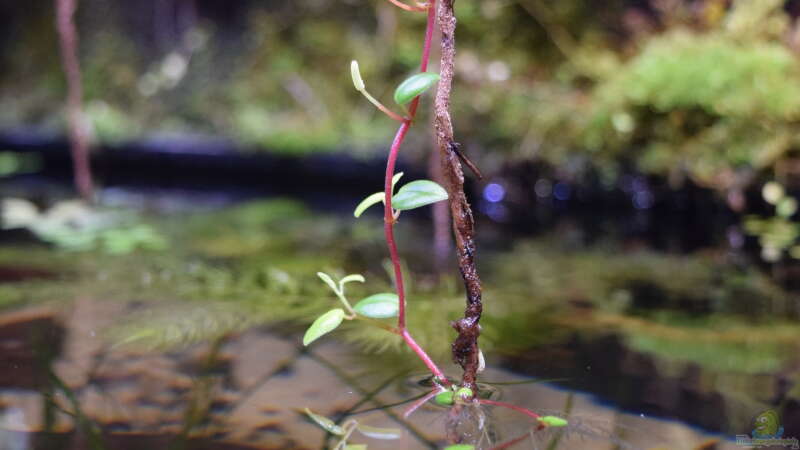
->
(1, 198, 795, 381)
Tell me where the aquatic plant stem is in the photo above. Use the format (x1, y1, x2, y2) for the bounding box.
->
(383, 1, 447, 382)
(56, 0, 94, 202)
(479, 399, 541, 421)
(434, 0, 483, 392)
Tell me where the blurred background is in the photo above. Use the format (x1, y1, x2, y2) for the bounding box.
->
(0, 0, 798, 449)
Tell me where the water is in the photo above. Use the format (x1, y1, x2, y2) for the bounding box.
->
(0, 299, 737, 449)
(0, 186, 796, 449)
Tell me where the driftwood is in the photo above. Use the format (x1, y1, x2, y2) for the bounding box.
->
(433, 0, 483, 392)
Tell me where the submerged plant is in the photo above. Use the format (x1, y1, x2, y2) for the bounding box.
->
(1, 198, 168, 254)
(301, 0, 563, 447)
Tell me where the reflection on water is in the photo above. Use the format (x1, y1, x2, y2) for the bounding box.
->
(0, 298, 738, 449)
(0, 196, 796, 449)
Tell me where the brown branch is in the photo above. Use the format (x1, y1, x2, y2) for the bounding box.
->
(56, 0, 94, 202)
(434, 0, 482, 392)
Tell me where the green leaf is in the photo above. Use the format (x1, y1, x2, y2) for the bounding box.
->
(455, 387, 473, 400)
(339, 274, 365, 293)
(355, 424, 402, 440)
(303, 309, 345, 346)
(392, 172, 404, 189)
(394, 72, 440, 106)
(304, 408, 345, 435)
(392, 180, 449, 211)
(350, 60, 365, 91)
(317, 272, 339, 294)
(538, 416, 568, 427)
(354, 192, 384, 218)
(344, 445, 367, 450)
(443, 446, 475, 450)
(353, 293, 399, 318)
(354, 173, 406, 218)
(434, 391, 455, 406)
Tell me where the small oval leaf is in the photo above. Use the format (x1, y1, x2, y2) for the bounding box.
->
(355, 424, 402, 440)
(394, 72, 440, 106)
(392, 180, 449, 211)
(304, 408, 345, 435)
(391, 172, 404, 189)
(351, 60, 365, 91)
(354, 192, 384, 218)
(434, 391, 455, 406)
(339, 274, 365, 288)
(303, 309, 345, 346)
(317, 271, 339, 294)
(353, 293, 399, 318)
(538, 416, 568, 427)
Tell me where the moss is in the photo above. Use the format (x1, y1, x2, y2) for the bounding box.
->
(579, 313, 800, 374)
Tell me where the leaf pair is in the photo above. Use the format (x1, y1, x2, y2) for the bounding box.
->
(303, 272, 400, 346)
(351, 60, 440, 121)
(354, 172, 448, 218)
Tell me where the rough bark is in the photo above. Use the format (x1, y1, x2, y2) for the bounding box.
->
(56, 0, 94, 202)
(434, 0, 482, 391)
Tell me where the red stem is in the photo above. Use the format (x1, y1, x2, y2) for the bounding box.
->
(479, 399, 541, 421)
(383, 1, 446, 381)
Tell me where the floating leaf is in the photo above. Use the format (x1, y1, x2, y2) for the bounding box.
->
(304, 408, 345, 435)
(354, 192, 384, 218)
(394, 72, 440, 106)
(351, 60, 365, 91)
(455, 387, 473, 400)
(353, 293, 399, 318)
(443, 446, 475, 450)
(538, 416, 568, 427)
(303, 309, 345, 346)
(356, 424, 402, 440)
(434, 391, 455, 406)
(392, 180, 448, 211)
(317, 272, 339, 294)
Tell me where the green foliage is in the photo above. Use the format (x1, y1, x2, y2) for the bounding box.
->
(303, 408, 400, 449)
(539, 416, 568, 428)
(0, 152, 41, 176)
(455, 387, 473, 400)
(353, 173, 403, 218)
(304, 408, 346, 435)
(354, 177, 448, 218)
(1, 199, 168, 254)
(435, 390, 455, 406)
(353, 293, 399, 319)
(392, 180, 449, 211)
(393, 72, 440, 106)
(303, 308, 346, 346)
(354, 193, 385, 218)
(744, 181, 800, 262)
